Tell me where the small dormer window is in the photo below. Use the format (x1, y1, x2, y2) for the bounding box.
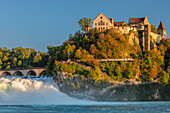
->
(100, 16, 102, 19)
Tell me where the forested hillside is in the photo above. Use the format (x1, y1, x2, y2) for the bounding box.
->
(47, 28, 170, 86)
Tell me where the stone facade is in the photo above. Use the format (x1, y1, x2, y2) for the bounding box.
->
(92, 12, 113, 31)
(88, 12, 167, 51)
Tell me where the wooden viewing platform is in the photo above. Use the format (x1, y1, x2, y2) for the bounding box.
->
(98, 58, 134, 62)
(76, 58, 134, 62)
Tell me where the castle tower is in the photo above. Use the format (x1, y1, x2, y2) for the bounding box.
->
(157, 21, 167, 39)
(144, 24, 151, 51)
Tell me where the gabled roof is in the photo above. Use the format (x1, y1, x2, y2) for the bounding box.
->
(114, 21, 125, 26)
(157, 21, 166, 30)
(129, 17, 145, 24)
(92, 12, 111, 23)
(110, 18, 113, 24)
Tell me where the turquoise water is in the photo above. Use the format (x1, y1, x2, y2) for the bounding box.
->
(0, 102, 170, 113)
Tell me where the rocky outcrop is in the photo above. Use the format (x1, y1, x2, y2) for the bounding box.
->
(54, 71, 170, 102)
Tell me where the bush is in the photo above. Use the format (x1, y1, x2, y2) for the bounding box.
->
(159, 71, 169, 85)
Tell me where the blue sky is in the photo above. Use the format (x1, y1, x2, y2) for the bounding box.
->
(0, 0, 169, 52)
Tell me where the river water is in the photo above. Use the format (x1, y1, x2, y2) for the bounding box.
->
(0, 76, 170, 113)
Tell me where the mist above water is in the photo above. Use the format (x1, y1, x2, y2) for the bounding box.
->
(0, 76, 92, 105)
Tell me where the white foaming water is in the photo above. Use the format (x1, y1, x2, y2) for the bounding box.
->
(0, 76, 94, 105)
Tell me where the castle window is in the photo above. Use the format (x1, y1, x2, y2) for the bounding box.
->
(103, 22, 105, 25)
(106, 27, 108, 29)
(95, 23, 97, 26)
(101, 21, 103, 25)
(103, 27, 105, 29)
(101, 27, 103, 30)
(100, 16, 102, 19)
(99, 27, 100, 30)
(98, 22, 100, 26)
(106, 23, 108, 25)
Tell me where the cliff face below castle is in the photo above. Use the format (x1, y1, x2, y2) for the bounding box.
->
(54, 72, 170, 102)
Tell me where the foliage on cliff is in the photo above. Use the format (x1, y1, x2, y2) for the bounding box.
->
(47, 28, 170, 85)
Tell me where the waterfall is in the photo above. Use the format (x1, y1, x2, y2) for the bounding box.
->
(0, 76, 92, 105)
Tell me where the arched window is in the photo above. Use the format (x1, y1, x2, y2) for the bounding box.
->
(101, 21, 103, 25)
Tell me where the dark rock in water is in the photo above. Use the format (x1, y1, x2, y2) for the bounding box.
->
(58, 82, 170, 102)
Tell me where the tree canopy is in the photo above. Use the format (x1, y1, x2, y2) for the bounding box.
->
(0, 47, 48, 69)
(78, 17, 92, 32)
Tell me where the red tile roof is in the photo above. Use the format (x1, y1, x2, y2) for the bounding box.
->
(114, 21, 125, 26)
(63, 41, 74, 45)
(157, 21, 166, 30)
(129, 17, 145, 24)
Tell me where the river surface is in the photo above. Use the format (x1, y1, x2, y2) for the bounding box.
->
(0, 76, 170, 113)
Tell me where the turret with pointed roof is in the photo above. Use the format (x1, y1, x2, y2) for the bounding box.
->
(157, 21, 166, 38)
(157, 21, 166, 31)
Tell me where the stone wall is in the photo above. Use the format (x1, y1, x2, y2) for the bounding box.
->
(128, 33, 139, 46)
(150, 32, 162, 43)
(114, 26, 137, 34)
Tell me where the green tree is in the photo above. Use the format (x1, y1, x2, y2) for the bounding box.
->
(160, 71, 169, 85)
(78, 17, 91, 32)
(75, 47, 94, 62)
(63, 44, 76, 59)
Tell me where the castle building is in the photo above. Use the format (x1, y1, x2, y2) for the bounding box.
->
(92, 12, 113, 30)
(88, 12, 167, 51)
